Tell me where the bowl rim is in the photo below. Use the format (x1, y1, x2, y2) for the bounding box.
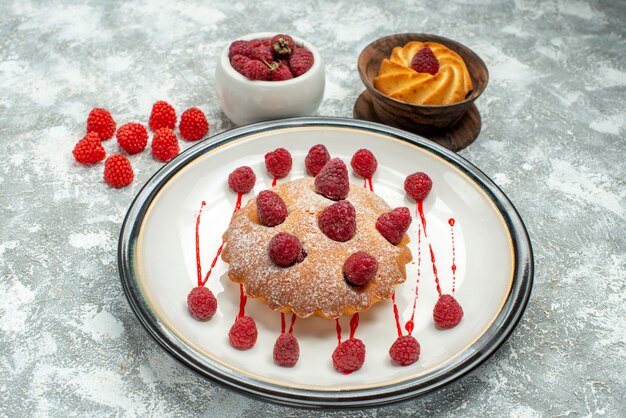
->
(358, 33, 489, 109)
(220, 32, 323, 87)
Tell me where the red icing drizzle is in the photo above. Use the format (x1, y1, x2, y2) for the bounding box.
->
(362, 177, 374, 191)
(335, 319, 342, 345)
(280, 312, 297, 334)
(236, 283, 247, 321)
(289, 313, 296, 334)
(391, 291, 403, 337)
(195, 201, 207, 287)
(404, 222, 422, 335)
(449, 218, 457, 294)
(349, 313, 359, 339)
(417, 200, 442, 296)
(196, 193, 243, 287)
(272, 176, 277, 187)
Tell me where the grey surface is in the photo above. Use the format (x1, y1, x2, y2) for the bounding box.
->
(0, 0, 624, 416)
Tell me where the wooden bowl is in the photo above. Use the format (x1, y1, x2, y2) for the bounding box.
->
(358, 33, 488, 133)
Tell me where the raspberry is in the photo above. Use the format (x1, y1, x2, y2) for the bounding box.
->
(229, 316, 258, 350)
(389, 335, 420, 366)
(314, 158, 349, 201)
(376, 207, 412, 245)
(187, 286, 217, 320)
(231, 54, 251, 75)
(149, 100, 177, 130)
(332, 338, 366, 374)
(229, 40, 251, 59)
(404, 172, 433, 201)
(116, 122, 148, 154)
(268, 232, 302, 267)
(433, 294, 464, 329)
(271, 34, 296, 58)
(269, 63, 293, 81)
(289, 48, 314, 77)
(350, 148, 378, 178)
(179, 107, 209, 141)
(228, 166, 256, 194)
(410, 46, 439, 75)
(273, 333, 299, 367)
(72, 132, 106, 164)
(151, 128, 180, 162)
(264, 148, 292, 178)
(305, 144, 330, 176)
(249, 45, 274, 63)
(103, 154, 133, 188)
(256, 190, 287, 226)
(86, 108, 116, 140)
(318, 200, 356, 242)
(343, 251, 378, 286)
(243, 60, 270, 81)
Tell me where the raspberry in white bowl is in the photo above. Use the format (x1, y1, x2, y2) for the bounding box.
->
(215, 32, 325, 126)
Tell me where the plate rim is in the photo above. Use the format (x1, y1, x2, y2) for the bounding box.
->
(118, 116, 534, 408)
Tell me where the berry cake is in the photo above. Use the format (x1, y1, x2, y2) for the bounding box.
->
(221, 177, 413, 319)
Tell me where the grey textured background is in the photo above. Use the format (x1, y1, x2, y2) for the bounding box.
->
(1, 0, 625, 416)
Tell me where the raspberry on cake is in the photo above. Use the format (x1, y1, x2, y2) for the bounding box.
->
(376, 207, 412, 245)
(221, 177, 412, 319)
(315, 158, 349, 201)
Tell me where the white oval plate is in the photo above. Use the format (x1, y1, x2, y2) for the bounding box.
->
(119, 117, 533, 408)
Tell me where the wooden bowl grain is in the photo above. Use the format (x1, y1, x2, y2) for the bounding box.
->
(358, 33, 488, 133)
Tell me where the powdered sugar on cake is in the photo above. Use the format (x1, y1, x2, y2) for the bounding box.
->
(222, 177, 412, 319)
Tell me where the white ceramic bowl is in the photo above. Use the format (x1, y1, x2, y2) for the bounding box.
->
(215, 32, 325, 126)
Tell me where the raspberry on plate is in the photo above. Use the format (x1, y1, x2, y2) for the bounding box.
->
(289, 48, 314, 77)
(265, 148, 292, 179)
(268, 232, 302, 267)
(376, 207, 412, 245)
(229, 316, 258, 350)
(116, 122, 148, 154)
(86, 108, 116, 140)
(256, 190, 287, 226)
(305, 144, 330, 176)
(343, 251, 378, 286)
(332, 338, 366, 374)
(318, 200, 356, 242)
(273, 333, 299, 367)
(187, 286, 217, 320)
(271, 34, 296, 58)
(179, 107, 209, 141)
(103, 154, 134, 188)
(350, 148, 378, 178)
(151, 128, 179, 162)
(314, 158, 349, 201)
(433, 294, 464, 329)
(404, 172, 433, 202)
(72, 132, 106, 165)
(149, 100, 177, 130)
(389, 335, 420, 366)
(411, 46, 440, 75)
(228, 166, 256, 194)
